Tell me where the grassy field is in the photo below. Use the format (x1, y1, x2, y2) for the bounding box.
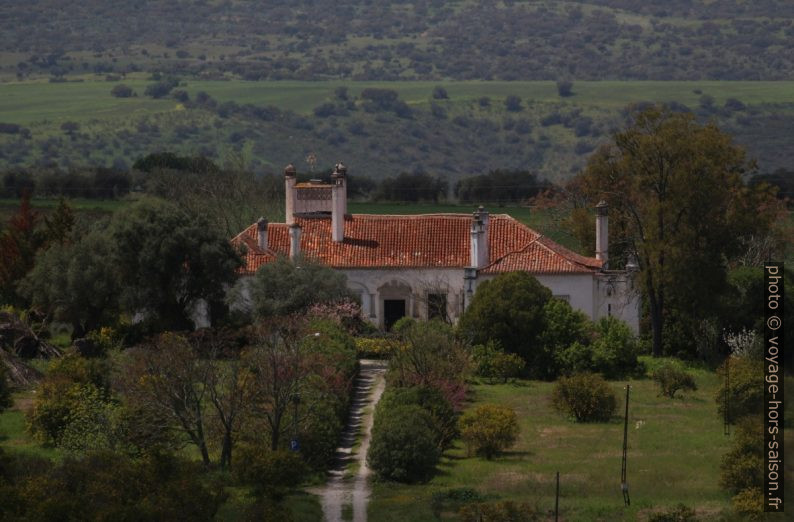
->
(2, 76, 793, 181)
(2, 77, 794, 124)
(367, 357, 792, 522)
(0, 391, 62, 461)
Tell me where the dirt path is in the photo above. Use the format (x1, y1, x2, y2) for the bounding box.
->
(316, 359, 387, 522)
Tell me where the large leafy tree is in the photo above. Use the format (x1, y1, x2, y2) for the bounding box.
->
(458, 271, 552, 377)
(235, 255, 356, 319)
(570, 107, 778, 357)
(19, 229, 119, 339)
(109, 198, 242, 331)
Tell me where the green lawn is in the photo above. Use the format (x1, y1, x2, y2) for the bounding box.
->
(0, 391, 61, 461)
(368, 357, 787, 521)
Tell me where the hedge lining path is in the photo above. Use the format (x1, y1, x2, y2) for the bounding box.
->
(317, 359, 387, 522)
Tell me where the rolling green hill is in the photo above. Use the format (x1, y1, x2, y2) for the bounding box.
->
(1, 77, 792, 181)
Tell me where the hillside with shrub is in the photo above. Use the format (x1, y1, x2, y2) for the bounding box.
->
(2, 1, 794, 81)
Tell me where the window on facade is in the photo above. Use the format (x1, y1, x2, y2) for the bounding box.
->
(427, 293, 448, 321)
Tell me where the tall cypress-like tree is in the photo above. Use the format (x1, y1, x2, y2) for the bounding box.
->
(0, 193, 43, 306)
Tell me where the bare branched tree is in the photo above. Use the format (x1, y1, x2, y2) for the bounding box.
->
(118, 333, 214, 466)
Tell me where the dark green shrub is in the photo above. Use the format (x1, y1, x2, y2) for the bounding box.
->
(720, 416, 763, 495)
(0, 364, 12, 412)
(458, 404, 519, 459)
(554, 341, 593, 376)
(430, 488, 484, 518)
(504, 95, 522, 112)
(296, 396, 344, 469)
(110, 84, 134, 98)
(556, 80, 574, 97)
(647, 504, 698, 522)
(235, 446, 308, 499)
(377, 386, 457, 448)
(551, 373, 617, 422)
(589, 317, 643, 379)
(391, 316, 417, 334)
(715, 357, 763, 422)
(459, 501, 540, 522)
(368, 404, 441, 482)
(651, 361, 698, 398)
(458, 272, 551, 378)
(472, 340, 525, 384)
(554, 317, 643, 380)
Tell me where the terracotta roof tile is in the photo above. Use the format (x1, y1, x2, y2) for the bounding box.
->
(231, 214, 602, 275)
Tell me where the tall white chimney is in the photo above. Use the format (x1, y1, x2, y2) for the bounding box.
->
(256, 216, 268, 250)
(478, 206, 489, 267)
(331, 162, 347, 242)
(469, 207, 489, 268)
(595, 200, 608, 268)
(284, 163, 297, 225)
(289, 223, 301, 261)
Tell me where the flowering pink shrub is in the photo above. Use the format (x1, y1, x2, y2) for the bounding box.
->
(307, 299, 364, 333)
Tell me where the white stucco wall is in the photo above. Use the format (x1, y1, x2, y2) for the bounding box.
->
(593, 271, 641, 333)
(229, 267, 639, 334)
(340, 268, 467, 328)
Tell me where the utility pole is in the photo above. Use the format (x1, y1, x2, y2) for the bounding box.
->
(621, 384, 630, 507)
(555, 471, 560, 522)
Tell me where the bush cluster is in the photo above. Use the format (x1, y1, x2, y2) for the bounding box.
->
(459, 501, 540, 522)
(715, 356, 763, 421)
(460, 273, 643, 380)
(367, 404, 441, 483)
(354, 336, 400, 359)
(651, 361, 697, 398)
(551, 373, 618, 422)
(720, 416, 764, 520)
(458, 404, 520, 459)
(377, 386, 457, 449)
(472, 340, 525, 384)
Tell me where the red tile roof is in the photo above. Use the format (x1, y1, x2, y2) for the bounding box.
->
(231, 214, 602, 275)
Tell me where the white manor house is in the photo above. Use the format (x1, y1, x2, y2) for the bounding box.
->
(231, 163, 640, 332)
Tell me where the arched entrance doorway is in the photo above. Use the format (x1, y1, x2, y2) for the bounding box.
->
(377, 279, 412, 330)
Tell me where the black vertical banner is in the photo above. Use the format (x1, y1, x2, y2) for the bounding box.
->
(764, 262, 784, 513)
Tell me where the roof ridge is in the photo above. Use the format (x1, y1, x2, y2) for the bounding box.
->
(230, 222, 256, 243)
(535, 235, 602, 268)
(480, 235, 542, 272)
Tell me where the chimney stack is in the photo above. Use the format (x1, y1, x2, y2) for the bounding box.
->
(595, 200, 608, 268)
(331, 161, 347, 242)
(469, 207, 489, 269)
(256, 216, 268, 251)
(284, 163, 297, 225)
(289, 223, 301, 261)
